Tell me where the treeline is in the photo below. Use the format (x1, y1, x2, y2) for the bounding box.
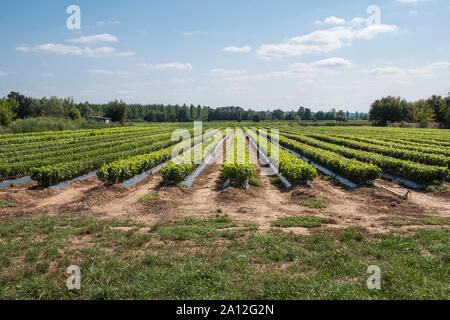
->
(1, 91, 367, 126)
(6, 91, 449, 129)
(369, 95, 450, 127)
(0, 92, 129, 126)
(93, 103, 366, 123)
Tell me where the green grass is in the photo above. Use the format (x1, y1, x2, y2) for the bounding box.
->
(137, 193, 160, 202)
(151, 216, 243, 241)
(248, 176, 261, 187)
(0, 199, 15, 208)
(0, 213, 448, 299)
(271, 216, 335, 228)
(299, 194, 328, 209)
(340, 226, 366, 242)
(270, 177, 281, 185)
(390, 218, 450, 226)
(424, 184, 448, 193)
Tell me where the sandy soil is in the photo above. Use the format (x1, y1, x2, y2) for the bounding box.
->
(1, 133, 449, 235)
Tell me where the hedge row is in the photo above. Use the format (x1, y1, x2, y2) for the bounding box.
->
(161, 129, 229, 184)
(221, 130, 256, 184)
(245, 128, 317, 185)
(280, 132, 448, 183)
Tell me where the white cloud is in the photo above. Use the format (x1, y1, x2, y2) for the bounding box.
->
(31, 43, 135, 57)
(97, 20, 120, 26)
(137, 62, 193, 71)
(310, 57, 352, 68)
(223, 46, 252, 53)
(290, 57, 351, 74)
(363, 67, 403, 75)
(409, 10, 419, 15)
(209, 68, 247, 76)
(257, 23, 398, 60)
(223, 57, 351, 82)
(86, 69, 136, 77)
(363, 62, 450, 76)
(0, 71, 8, 76)
(41, 73, 55, 78)
(66, 33, 118, 44)
(16, 46, 31, 52)
(396, 0, 420, 3)
(316, 16, 366, 27)
(350, 18, 366, 26)
(316, 16, 346, 26)
(183, 31, 202, 36)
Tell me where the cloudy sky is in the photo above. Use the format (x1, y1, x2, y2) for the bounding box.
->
(1, 0, 449, 112)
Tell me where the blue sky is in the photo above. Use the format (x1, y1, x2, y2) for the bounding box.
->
(0, 0, 449, 112)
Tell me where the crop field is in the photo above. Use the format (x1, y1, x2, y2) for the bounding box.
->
(0, 123, 449, 300)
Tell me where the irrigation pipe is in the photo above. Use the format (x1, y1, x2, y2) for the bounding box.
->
(0, 176, 32, 189)
(267, 138, 358, 188)
(121, 129, 223, 189)
(182, 130, 231, 188)
(244, 131, 293, 189)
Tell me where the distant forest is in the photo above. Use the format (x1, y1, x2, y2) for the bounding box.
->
(1, 91, 449, 128)
(0, 91, 367, 126)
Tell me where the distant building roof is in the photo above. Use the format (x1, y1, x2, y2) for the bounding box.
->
(88, 116, 111, 120)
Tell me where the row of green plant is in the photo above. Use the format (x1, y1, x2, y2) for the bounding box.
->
(326, 134, 450, 157)
(0, 133, 179, 180)
(344, 133, 450, 148)
(96, 129, 225, 186)
(279, 127, 450, 157)
(244, 128, 317, 185)
(261, 130, 381, 184)
(221, 130, 256, 184)
(291, 132, 450, 168)
(30, 139, 179, 187)
(280, 132, 449, 183)
(1, 131, 175, 164)
(0, 125, 174, 146)
(161, 129, 230, 184)
(276, 126, 450, 146)
(0, 127, 172, 155)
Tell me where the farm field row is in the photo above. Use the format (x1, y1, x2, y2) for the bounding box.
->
(0, 123, 449, 188)
(271, 128, 449, 184)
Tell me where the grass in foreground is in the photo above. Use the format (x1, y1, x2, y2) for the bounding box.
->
(0, 213, 448, 300)
(0, 199, 15, 208)
(299, 194, 328, 209)
(389, 218, 450, 226)
(137, 193, 160, 202)
(271, 216, 335, 228)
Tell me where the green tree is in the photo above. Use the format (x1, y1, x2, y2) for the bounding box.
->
(336, 110, 347, 122)
(426, 95, 446, 123)
(369, 96, 413, 126)
(105, 100, 128, 122)
(0, 99, 18, 126)
(441, 96, 450, 128)
(68, 107, 81, 120)
(272, 109, 284, 120)
(302, 108, 313, 120)
(413, 100, 435, 124)
(77, 102, 92, 118)
(7, 91, 30, 119)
